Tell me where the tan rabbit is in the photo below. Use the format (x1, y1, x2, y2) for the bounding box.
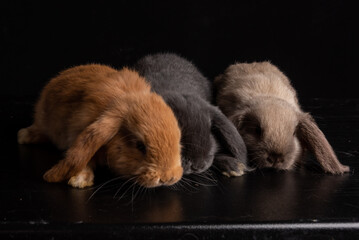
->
(18, 64, 183, 188)
(214, 61, 349, 174)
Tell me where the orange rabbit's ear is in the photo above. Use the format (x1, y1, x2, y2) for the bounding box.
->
(43, 108, 125, 183)
(296, 113, 350, 174)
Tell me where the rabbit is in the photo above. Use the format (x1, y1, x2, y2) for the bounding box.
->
(17, 64, 183, 188)
(133, 53, 249, 176)
(214, 61, 349, 174)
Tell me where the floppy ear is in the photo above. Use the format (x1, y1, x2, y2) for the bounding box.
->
(297, 113, 350, 174)
(210, 106, 250, 175)
(227, 107, 251, 131)
(43, 110, 123, 183)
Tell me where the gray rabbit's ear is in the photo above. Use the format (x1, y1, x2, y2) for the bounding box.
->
(210, 107, 250, 175)
(297, 113, 350, 174)
(160, 94, 186, 116)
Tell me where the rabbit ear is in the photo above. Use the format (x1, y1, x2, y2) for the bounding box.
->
(210, 107, 249, 173)
(43, 109, 124, 183)
(297, 113, 350, 174)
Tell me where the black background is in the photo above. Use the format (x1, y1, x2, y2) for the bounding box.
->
(1, 2, 359, 238)
(1, 0, 358, 101)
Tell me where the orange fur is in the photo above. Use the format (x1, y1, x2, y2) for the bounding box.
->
(18, 64, 182, 188)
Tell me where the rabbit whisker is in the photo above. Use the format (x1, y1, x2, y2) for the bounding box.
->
(191, 172, 218, 185)
(183, 177, 216, 187)
(133, 183, 144, 201)
(178, 178, 199, 192)
(113, 176, 137, 199)
(86, 176, 126, 202)
(117, 180, 138, 201)
(137, 184, 147, 199)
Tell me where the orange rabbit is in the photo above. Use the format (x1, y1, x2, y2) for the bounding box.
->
(18, 64, 183, 188)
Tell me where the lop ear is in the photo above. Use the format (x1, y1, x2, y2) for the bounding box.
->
(43, 110, 123, 183)
(210, 106, 249, 175)
(297, 113, 350, 174)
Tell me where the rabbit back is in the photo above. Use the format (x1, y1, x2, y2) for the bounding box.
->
(215, 61, 300, 112)
(34, 64, 150, 149)
(134, 53, 212, 101)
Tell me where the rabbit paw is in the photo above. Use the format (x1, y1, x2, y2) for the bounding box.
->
(329, 164, 350, 175)
(215, 155, 247, 177)
(221, 163, 246, 177)
(17, 128, 31, 144)
(341, 165, 350, 173)
(18, 126, 48, 144)
(68, 168, 94, 188)
(43, 163, 68, 183)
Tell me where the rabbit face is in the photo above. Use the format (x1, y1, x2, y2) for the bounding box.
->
(163, 93, 248, 176)
(164, 94, 218, 174)
(215, 61, 349, 174)
(235, 98, 302, 170)
(106, 94, 183, 188)
(179, 110, 218, 174)
(181, 133, 218, 174)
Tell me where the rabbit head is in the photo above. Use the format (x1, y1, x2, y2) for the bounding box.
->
(104, 93, 183, 188)
(215, 61, 349, 174)
(162, 93, 217, 174)
(163, 93, 248, 175)
(232, 97, 302, 170)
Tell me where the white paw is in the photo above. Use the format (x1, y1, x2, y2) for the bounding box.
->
(17, 128, 30, 144)
(221, 163, 246, 177)
(68, 170, 94, 188)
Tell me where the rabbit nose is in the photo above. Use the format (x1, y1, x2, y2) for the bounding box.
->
(159, 177, 175, 185)
(181, 161, 192, 172)
(191, 164, 205, 172)
(191, 159, 211, 173)
(267, 152, 283, 164)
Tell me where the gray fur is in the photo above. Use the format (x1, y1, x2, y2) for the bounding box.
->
(134, 53, 248, 175)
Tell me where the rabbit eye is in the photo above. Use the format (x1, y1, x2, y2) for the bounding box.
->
(136, 141, 146, 154)
(255, 125, 262, 136)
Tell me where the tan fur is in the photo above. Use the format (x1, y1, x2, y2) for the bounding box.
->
(18, 64, 183, 188)
(215, 61, 349, 174)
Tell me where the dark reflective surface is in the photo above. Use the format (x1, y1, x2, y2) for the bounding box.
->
(1, 98, 359, 239)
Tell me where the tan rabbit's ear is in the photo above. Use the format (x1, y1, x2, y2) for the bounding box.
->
(297, 113, 350, 174)
(43, 110, 124, 183)
(229, 107, 251, 130)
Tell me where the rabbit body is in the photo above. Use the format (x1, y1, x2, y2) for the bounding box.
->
(18, 64, 183, 188)
(215, 61, 349, 174)
(134, 53, 248, 176)
(137, 54, 212, 100)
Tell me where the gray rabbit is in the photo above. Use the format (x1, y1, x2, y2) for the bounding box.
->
(133, 53, 248, 176)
